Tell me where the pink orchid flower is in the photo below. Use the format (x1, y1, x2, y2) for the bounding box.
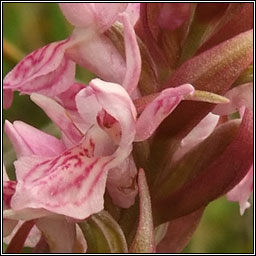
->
(4, 78, 194, 252)
(4, 78, 194, 220)
(212, 82, 253, 215)
(3, 3, 141, 108)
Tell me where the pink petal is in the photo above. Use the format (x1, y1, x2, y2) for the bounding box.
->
(125, 3, 141, 26)
(3, 180, 18, 237)
(4, 120, 66, 158)
(135, 84, 194, 141)
(213, 83, 253, 115)
(59, 4, 97, 29)
(3, 89, 13, 109)
(3, 40, 75, 101)
(107, 155, 138, 208)
(59, 3, 127, 32)
(67, 29, 126, 84)
(158, 3, 192, 30)
(31, 93, 82, 144)
(172, 112, 219, 162)
(35, 216, 76, 253)
(56, 82, 85, 111)
(94, 3, 128, 32)
(227, 165, 253, 215)
(11, 140, 115, 220)
(119, 13, 141, 94)
(77, 79, 137, 148)
(3, 181, 16, 209)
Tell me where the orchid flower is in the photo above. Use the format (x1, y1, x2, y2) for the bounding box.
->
(3, 3, 253, 253)
(4, 77, 194, 251)
(3, 3, 141, 108)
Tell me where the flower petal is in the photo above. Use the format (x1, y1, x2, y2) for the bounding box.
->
(125, 3, 141, 26)
(213, 83, 253, 115)
(4, 120, 66, 158)
(3, 40, 75, 102)
(3, 180, 18, 237)
(31, 93, 82, 144)
(119, 13, 141, 94)
(56, 82, 85, 111)
(135, 84, 194, 141)
(227, 165, 253, 215)
(59, 3, 127, 32)
(78, 79, 137, 148)
(172, 112, 219, 162)
(67, 29, 126, 84)
(11, 140, 115, 220)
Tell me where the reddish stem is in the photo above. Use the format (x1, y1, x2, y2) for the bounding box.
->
(5, 220, 35, 253)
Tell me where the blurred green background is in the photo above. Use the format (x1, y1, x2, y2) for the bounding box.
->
(3, 3, 253, 253)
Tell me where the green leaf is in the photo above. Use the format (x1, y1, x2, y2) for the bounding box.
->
(79, 210, 128, 253)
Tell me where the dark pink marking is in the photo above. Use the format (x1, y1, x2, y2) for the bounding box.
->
(73, 157, 115, 207)
(3, 181, 16, 207)
(60, 155, 82, 168)
(6, 39, 71, 90)
(43, 159, 100, 207)
(89, 139, 95, 154)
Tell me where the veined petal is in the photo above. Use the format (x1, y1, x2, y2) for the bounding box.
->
(35, 216, 76, 253)
(56, 82, 85, 111)
(31, 93, 82, 144)
(227, 165, 253, 215)
(4, 120, 66, 158)
(119, 13, 141, 94)
(3, 40, 75, 106)
(172, 112, 219, 162)
(3, 181, 16, 210)
(135, 84, 194, 141)
(59, 3, 127, 32)
(3, 181, 18, 237)
(11, 139, 115, 220)
(213, 83, 253, 115)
